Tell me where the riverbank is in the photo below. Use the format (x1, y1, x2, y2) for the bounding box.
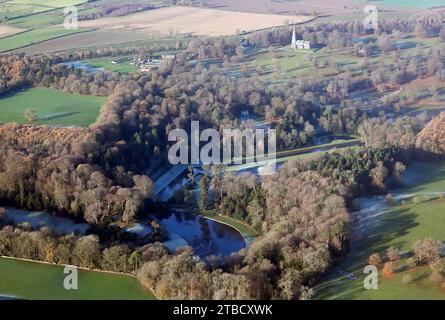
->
(0, 256, 156, 300)
(202, 210, 259, 245)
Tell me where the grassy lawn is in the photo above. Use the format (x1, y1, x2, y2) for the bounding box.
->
(316, 161, 445, 300)
(0, 257, 155, 300)
(203, 210, 259, 239)
(212, 33, 445, 84)
(8, 0, 88, 7)
(83, 56, 139, 74)
(0, 87, 106, 127)
(0, 3, 53, 20)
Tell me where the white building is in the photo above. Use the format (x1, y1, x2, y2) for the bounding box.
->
(291, 26, 311, 50)
(295, 40, 311, 50)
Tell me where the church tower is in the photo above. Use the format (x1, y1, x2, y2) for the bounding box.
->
(291, 26, 297, 50)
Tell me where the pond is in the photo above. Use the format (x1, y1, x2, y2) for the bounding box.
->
(3, 207, 246, 259)
(63, 61, 103, 73)
(155, 211, 246, 258)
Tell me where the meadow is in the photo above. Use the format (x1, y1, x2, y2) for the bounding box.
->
(0, 2, 51, 20)
(258, 35, 441, 78)
(0, 87, 106, 127)
(0, 257, 155, 300)
(83, 56, 138, 74)
(316, 161, 445, 300)
(0, 0, 94, 52)
(8, 0, 87, 7)
(0, 27, 88, 52)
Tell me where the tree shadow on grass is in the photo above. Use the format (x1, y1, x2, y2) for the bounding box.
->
(316, 207, 418, 299)
(350, 207, 417, 270)
(37, 112, 80, 121)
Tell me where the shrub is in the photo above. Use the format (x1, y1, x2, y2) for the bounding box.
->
(407, 257, 417, 269)
(413, 238, 441, 264)
(385, 193, 394, 205)
(402, 274, 412, 285)
(383, 262, 395, 277)
(368, 253, 383, 267)
(429, 260, 445, 284)
(387, 246, 401, 262)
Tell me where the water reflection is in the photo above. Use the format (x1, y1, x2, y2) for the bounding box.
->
(156, 211, 246, 258)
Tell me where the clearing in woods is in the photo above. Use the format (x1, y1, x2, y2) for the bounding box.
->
(0, 87, 106, 127)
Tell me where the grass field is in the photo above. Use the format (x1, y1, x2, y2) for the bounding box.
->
(0, 3, 51, 20)
(316, 161, 445, 300)
(0, 87, 106, 127)
(83, 56, 138, 74)
(8, 0, 87, 7)
(0, 257, 155, 300)
(0, 27, 88, 52)
(0, 0, 94, 52)
(213, 32, 445, 84)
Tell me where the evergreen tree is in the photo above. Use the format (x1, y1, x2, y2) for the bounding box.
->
(199, 174, 209, 212)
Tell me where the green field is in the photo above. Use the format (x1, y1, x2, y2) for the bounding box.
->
(0, 3, 52, 20)
(8, 0, 87, 7)
(0, 87, 106, 127)
(215, 32, 445, 83)
(316, 161, 445, 300)
(83, 56, 139, 74)
(0, 257, 155, 300)
(0, 27, 88, 52)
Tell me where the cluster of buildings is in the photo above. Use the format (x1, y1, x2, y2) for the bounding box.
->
(123, 54, 176, 73)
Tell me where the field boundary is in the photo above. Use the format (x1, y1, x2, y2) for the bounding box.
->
(0, 28, 32, 40)
(1, 28, 96, 53)
(5, 6, 59, 21)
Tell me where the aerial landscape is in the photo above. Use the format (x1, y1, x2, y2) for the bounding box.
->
(0, 0, 445, 306)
